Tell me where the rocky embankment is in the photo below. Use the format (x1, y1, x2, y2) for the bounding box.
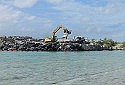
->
(0, 36, 113, 51)
(0, 42, 104, 51)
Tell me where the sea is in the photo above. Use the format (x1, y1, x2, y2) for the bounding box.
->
(0, 51, 125, 85)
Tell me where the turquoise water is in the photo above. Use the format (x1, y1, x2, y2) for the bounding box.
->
(0, 51, 125, 85)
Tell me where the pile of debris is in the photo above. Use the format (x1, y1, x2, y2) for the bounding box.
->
(0, 36, 113, 51)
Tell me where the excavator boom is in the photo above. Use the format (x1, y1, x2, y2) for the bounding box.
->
(45, 25, 71, 43)
(51, 25, 64, 40)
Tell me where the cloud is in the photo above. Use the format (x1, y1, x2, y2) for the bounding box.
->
(13, 0, 37, 8)
(0, 4, 52, 37)
(45, 0, 66, 4)
(1, 0, 38, 8)
(46, 0, 125, 41)
(0, 0, 125, 41)
(0, 4, 37, 24)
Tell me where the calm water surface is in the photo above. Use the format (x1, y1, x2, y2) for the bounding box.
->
(0, 51, 125, 85)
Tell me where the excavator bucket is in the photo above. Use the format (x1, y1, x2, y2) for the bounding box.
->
(64, 29, 71, 34)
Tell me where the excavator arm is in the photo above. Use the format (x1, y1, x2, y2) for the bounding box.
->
(45, 25, 71, 43)
(51, 25, 65, 41)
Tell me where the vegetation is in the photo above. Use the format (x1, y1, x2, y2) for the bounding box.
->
(97, 38, 117, 47)
(120, 42, 125, 48)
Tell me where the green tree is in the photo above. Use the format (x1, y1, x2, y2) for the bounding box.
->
(120, 42, 125, 48)
(97, 38, 117, 47)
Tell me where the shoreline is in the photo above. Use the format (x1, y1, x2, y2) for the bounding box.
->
(0, 49, 124, 52)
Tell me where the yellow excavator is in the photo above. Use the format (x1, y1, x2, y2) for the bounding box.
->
(45, 25, 71, 43)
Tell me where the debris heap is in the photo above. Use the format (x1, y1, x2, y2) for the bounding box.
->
(0, 36, 113, 51)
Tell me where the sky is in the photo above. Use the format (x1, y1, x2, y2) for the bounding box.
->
(0, 0, 125, 41)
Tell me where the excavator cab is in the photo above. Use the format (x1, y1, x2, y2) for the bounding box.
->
(44, 36, 57, 42)
(44, 37, 52, 42)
